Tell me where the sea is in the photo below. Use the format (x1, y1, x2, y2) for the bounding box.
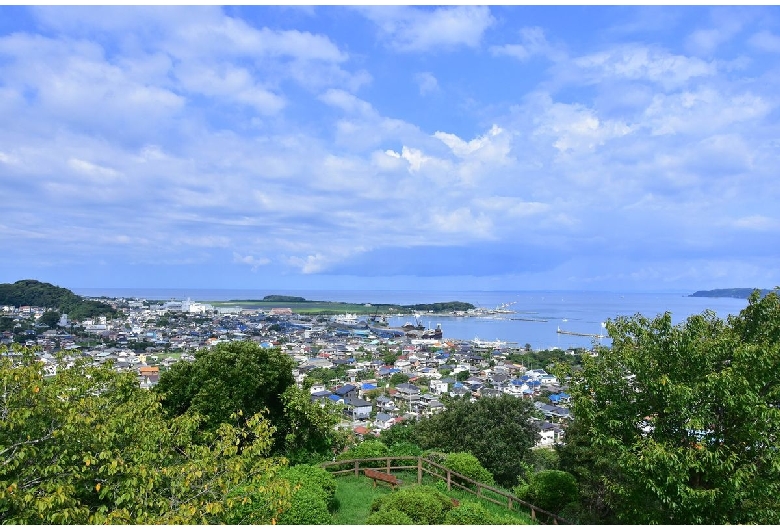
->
(73, 288, 751, 351)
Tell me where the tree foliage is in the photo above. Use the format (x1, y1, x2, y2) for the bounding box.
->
(0, 346, 292, 524)
(411, 394, 539, 487)
(566, 290, 780, 524)
(523, 470, 579, 514)
(155, 341, 343, 462)
(155, 341, 294, 435)
(0, 279, 118, 320)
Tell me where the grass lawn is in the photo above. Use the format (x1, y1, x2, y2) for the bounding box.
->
(330, 471, 536, 525)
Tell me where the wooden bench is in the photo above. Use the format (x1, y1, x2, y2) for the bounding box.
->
(363, 468, 403, 490)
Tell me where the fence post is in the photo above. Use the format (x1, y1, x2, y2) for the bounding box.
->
(508, 497, 512, 510)
(446, 470, 451, 491)
(386, 456, 390, 474)
(354, 460, 359, 477)
(417, 457, 422, 485)
(531, 508, 536, 522)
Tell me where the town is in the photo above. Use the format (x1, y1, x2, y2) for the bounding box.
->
(1, 296, 578, 449)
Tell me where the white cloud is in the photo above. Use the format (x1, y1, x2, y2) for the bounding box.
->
(431, 207, 493, 238)
(68, 158, 121, 179)
(415, 72, 439, 95)
(319, 89, 375, 115)
(490, 26, 562, 62)
(287, 253, 330, 274)
(643, 88, 771, 136)
(434, 124, 509, 161)
(573, 45, 716, 89)
(532, 96, 633, 153)
(733, 215, 780, 231)
(473, 197, 551, 218)
(233, 252, 271, 271)
(360, 6, 494, 52)
(749, 30, 780, 53)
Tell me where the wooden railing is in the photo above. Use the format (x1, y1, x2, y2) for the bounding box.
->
(321, 456, 572, 525)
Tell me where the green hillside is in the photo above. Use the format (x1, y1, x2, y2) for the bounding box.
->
(0, 279, 118, 320)
(689, 287, 773, 299)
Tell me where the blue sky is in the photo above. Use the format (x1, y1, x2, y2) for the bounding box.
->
(1, 5, 779, 292)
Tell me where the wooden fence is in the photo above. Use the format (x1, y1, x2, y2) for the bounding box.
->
(320, 456, 572, 525)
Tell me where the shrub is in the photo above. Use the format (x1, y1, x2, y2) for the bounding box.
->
(279, 464, 337, 511)
(365, 508, 415, 525)
(388, 441, 422, 456)
(444, 452, 495, 486)
(276, 488, 330, 525)
(525, 470, 579, 514)
(369, 485, 453, 524)
(387, 441, 423, 467)
(338, 439, 389, 461)
(444, 501, 500, 525)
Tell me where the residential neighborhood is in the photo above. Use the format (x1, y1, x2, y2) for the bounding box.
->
(1, 296, 576, 448)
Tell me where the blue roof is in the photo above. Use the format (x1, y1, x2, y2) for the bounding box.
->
(328, 394, 341, 402)
(334, 384, 356, 396)
(362, 383, 377, 390)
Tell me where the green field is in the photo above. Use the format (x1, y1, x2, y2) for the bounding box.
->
(206, 297, 475, 316)
(208, 300, 398, 315)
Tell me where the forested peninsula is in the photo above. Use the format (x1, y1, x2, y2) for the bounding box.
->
(220, 295, 476, 314)
(689, 287, 773, 299)
(0, 279, 118, 320)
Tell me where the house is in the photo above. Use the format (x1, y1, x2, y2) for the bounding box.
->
(344, 397, 373, 420)
(478, 388, 503, 398)
(310, 390, 332, 403)
(374, 412, 395, 430)
(423, 400, 445, 416)
(429, 378, 450, 395)
(359, 382, 378, 398)
(309, 383, 327, 394)
(333, 384, 358, 400)
(536, 421, 565, 447)
(504, 379, 532, 398)
(449, 382, 470, 398)
(394, 383, 421, 411)
(534, 402, 572, 421)
(353, 425, 371, 439)
(549, 392, 571, 405)
(375, 395, 398, 412)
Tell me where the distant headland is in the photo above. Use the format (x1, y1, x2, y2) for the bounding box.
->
(689, 288, 774, 299)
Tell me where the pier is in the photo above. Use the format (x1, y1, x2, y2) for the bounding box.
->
(556, 326, 606, 339)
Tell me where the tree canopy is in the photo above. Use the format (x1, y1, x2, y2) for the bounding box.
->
(410, 394, 540, 487)
(0, 346, 293, 524)
(155, 341, 343, 461)
(565, 289, 780, 524)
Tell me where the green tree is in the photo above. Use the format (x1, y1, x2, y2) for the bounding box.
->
(155, 341, 295, 438)
(278, 385, 347, 464)
(522, 470, 578, 515)
(0, 346, 293, 524)
(389, 372, 409, 386)
(38, 310, 60, 329)
(412, 394, 539, 487)
(567, 290, 780, 524)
